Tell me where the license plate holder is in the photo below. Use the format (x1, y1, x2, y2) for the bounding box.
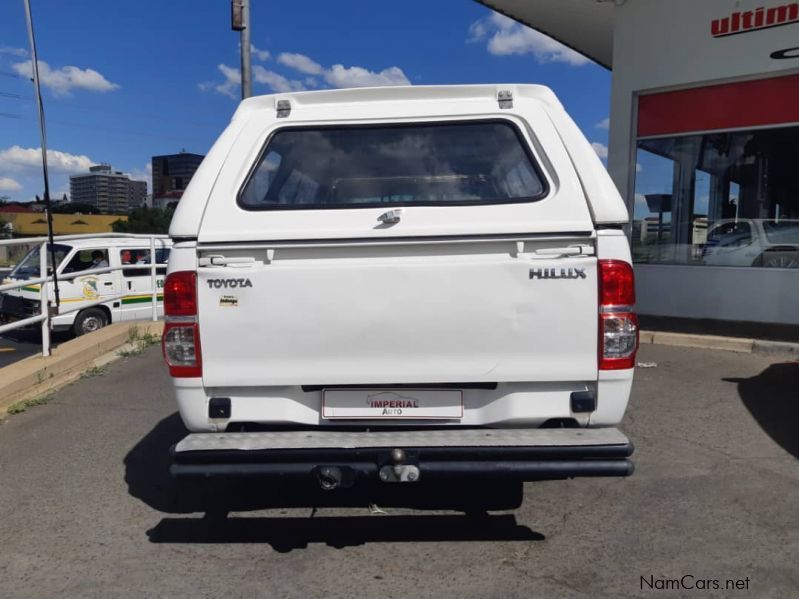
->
(322, 389, 463, 420)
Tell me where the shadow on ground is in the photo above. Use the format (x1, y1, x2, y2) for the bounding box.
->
(726, 361, 799, 459)
(125, 413, 542, 550)
(3, 328, 72, 344)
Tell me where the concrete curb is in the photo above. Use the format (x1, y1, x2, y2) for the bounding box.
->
(751, 339, 799, 357)
(0, 321, 163, 416)
(642, 329, 799, 356)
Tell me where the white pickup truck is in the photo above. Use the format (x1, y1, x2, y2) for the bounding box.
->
(164, 85, 638, 489)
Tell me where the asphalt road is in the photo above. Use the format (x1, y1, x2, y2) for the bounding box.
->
(0, 329, 69, 369)
(0, 331, 45, 368)
(0, 345, 797, 598)
(0, 267, 65, 367)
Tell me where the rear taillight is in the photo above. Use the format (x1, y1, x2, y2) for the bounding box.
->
(163, 271, 202, 377)
(163, 322, 202, 377)
(599, 260, 636, 307)
(164, 271, 197, 316)
(598, 260, 638, 370)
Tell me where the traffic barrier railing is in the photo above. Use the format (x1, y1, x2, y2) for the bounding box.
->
(0, 233, 169, 357)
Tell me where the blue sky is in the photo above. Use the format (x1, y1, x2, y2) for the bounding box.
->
(0, 0, 611, 203)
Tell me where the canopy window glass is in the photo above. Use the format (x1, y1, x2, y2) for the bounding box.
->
(239, 121, 547, 210)
(632, 77, 799, 269)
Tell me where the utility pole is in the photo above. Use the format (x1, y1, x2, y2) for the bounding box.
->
(231, 0, 252, 99)
(23, 0, 60, 310)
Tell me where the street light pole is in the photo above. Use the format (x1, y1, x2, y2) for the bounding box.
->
(232, 0, 252, 99)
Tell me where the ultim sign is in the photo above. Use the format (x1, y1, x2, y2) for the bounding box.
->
(712, 3, 799, 37)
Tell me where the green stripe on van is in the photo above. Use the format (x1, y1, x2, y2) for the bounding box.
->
(121, 295, 164, 305)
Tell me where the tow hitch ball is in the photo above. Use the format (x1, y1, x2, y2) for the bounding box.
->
(379, 448, 421, 483)
(315, 448, 420, 490)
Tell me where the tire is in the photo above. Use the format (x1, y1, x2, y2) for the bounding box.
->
(73, 307, 109, 336)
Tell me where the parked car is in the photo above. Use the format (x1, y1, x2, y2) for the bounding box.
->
(164, 85, 638, 491)
(0, 236, 171, 335)
(702, 219, 799, 268)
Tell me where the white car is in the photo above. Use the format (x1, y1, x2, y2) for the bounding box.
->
(164, 85, 638, 490)
(703, 219, 799, 268)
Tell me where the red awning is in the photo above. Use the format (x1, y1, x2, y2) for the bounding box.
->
(638, 74, 799, 137)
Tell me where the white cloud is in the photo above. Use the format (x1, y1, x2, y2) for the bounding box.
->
(251, 44, 270, 61)
(591, 142, 609, 159)
(203, 52, 410, 97)
(253, 66, 306, 93)
(0, 146, 95, 173)
(469, 13, 590, 66)
(596, 117, 610, 129)
(277, 52, 324, 76)
(0, 177, 22, 192)
(127, 162, 152, 191)
(0, 46, 27, 57)
(324, 64, 410, 88)
(238, 43, 270, 61)
(467, 20, 488, 43)
(12, 60, 119, 95)
(634, 193, 649, 215)
(203, 63, 307, 98)
(636, 163, 643, 172)
(213, 64, 241, 98)
(273, 52, 412, 89)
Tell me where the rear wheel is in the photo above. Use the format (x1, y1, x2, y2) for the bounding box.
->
(73, 307, 108, 336)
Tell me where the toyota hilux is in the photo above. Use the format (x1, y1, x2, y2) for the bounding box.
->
(163, 85, 638, 490)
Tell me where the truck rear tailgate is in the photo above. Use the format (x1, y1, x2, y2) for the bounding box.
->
(197, 236, 598, 388)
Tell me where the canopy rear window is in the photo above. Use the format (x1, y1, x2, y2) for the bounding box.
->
(238, 121, 548, 210)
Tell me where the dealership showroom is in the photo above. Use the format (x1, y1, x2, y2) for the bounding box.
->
(485, 0, 799, 335)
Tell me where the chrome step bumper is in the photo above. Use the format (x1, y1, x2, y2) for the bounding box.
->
(171, 427, 634, 482)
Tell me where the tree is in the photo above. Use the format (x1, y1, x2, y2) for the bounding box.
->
(112, 206, 173, 234)
(52, 202, 100, 214)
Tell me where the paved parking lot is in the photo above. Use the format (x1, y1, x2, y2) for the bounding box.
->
(0, 344, 797, 598)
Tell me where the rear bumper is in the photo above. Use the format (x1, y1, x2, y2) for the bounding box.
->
(171, 427, 634, 482)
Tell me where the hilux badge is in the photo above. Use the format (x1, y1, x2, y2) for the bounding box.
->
(529, 267, 587, 280)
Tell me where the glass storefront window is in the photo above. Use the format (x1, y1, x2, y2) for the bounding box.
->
(632, 125, 799, 268)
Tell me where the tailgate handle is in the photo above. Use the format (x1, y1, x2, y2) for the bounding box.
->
(516, 241, 594, 259)
(198, 255, 256, 267)
(530, 245, 594, 258)
(377, 208, 404, 225)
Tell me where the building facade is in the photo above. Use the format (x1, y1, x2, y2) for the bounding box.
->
(482, 0, 799, 327)
(151, 151, 204, 198)
(2, 212, 126, 237)
(69, 165, 147, 215)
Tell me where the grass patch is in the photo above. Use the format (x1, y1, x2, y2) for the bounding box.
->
(81, 365, 108, 378)
(118, 326, 160, 357)
(7, 393, 55, 415)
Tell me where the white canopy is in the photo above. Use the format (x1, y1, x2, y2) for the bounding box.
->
(477, 0, 615, 68)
